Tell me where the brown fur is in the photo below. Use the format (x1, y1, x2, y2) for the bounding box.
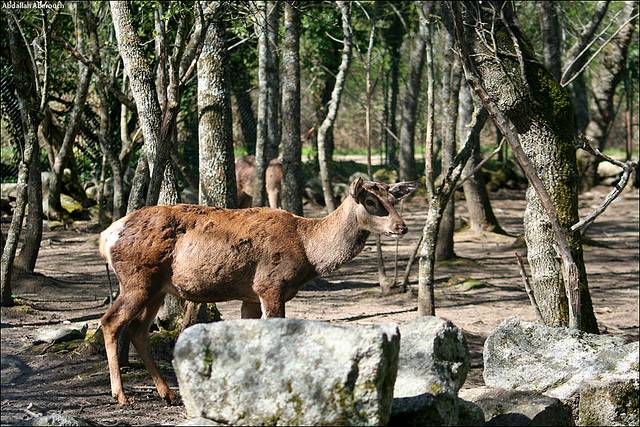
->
(235, 155, 283, 208)
(98, 178, 417, 405)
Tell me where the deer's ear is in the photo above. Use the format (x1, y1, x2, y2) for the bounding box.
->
(349, 177, 365, 199)
(389, 181, 419, 200)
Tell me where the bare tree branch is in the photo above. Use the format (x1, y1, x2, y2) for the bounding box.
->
(571, 135, 637, 232)
(515, 252, 544, 323)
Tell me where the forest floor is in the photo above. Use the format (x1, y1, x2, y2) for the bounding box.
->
(1, 185, 638, 426)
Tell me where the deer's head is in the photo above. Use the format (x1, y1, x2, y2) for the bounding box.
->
(349, 177, 418, 236)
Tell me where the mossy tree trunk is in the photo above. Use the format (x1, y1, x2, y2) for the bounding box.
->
(450, 0, 599, 332)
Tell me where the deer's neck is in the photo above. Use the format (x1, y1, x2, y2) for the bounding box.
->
(301, 197, 370, 275)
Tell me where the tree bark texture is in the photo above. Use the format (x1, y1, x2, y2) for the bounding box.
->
(582, 1, 637, 189)
(232, 78, 256, 155)
(15, 137, 43, 273)
(459, 84, 503, 233)
(2, 18, 40, 306)
(127, 154, 149, 214)
(316, 1, 352, 212)
(266, 1, 281, 161)
(540, 0, 562, 82)
(436, 30, 462, 261)
(110, 1, 166, 206)
(83, 3, 125, 221)
(398, 1, 428, 182)
(382, 7, 405, 169)
(198, 15, 237, 208)
(281, 1, 304, 215)
(254, 0, 270, 207)
(451, 0, 599, 332)
(47, 4, 92, 218)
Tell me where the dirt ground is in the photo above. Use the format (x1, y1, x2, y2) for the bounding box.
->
(1, 185, 638, 426)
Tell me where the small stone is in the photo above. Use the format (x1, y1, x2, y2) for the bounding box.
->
(33, 323, 88, 345)
(30, 414, 89, 426)
(389, 393, 459, 426)
(459, 386, 572, 426)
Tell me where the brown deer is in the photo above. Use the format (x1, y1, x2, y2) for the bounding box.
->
(235, 155, 283, 208)
(98, 178, 417, 405)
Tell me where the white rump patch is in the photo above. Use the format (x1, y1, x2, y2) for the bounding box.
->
(100, 217, 127, 269)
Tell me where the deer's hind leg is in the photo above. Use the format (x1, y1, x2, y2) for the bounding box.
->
(127, 292, 176, 404)
(101, 289, 149, 405)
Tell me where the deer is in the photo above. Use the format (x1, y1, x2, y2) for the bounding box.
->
(235, 155, 283, 209)
(98, 177, 418, 405)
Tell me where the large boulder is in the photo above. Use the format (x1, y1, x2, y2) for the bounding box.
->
(173, 319, 400, 426)
(459, 386, 573, 426)
(578, 377, 639, 426)
(390, 316, 470, 426)
(483, 317, 639, 401)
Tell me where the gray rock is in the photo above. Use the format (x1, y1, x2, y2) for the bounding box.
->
(459, 386, 573, 426)
(1, 183, 18, 200)
(597, 161, 623, 179)
(457, 398, 485, 426)
(33, 322, 88, 344)
(395, 316, 470, 398)
(389, 393, 459, 426)
(173, 319, 400, 426)
(30, 414, 89, 426)
(578, 377, 639, 426)
(483, 317, 639, 401)
(390, 317, 470, 426)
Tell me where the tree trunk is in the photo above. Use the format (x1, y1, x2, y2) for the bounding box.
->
(582, 1, 637, 189)
(436, 33, 462, 261)
(47, 7, 92, 219)
(398, 1, 428, 182)
(571, 74, 590, 134)
(1, 19, 40, 306)
(110, 1, 166, 206)
(254, 0, 270, 207)
(198, 14, 237, 208)
(459, 84, 504, 233)
(127, 154, 149, 213)
(451, 0, 599, 332)
(539, 0, 562, 82)
(266, 1, 281, 160)
(15, 138, 43, 273)
(383, 8, 405, 170)
(281, 1, 303, 215)
(317, 1, 353, 212)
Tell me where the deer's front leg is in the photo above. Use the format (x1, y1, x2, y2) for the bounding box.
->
(256, 287, 285, 318)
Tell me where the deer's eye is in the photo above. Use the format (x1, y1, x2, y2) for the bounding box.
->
(366, 199, 376, 207)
